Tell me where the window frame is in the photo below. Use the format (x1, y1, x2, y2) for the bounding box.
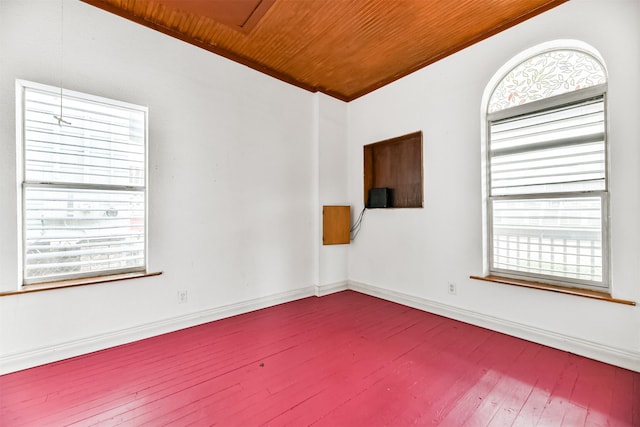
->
(487, 192, 610, 290)
(16, 79, 149, 286)
(481, 42, 610, 292)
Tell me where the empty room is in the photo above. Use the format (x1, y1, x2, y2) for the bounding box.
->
(0, 0, 639, 425)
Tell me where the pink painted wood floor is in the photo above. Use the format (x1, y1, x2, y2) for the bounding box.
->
(1, 291, 638, 426)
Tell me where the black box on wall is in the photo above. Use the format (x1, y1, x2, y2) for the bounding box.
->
(367, 187, 392, 208)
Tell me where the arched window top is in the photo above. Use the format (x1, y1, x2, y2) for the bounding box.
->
(488, 48, 607, 113)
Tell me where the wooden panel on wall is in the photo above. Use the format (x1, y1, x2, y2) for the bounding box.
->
(363, 131, 423, 208)
(323, 206, 351, 245)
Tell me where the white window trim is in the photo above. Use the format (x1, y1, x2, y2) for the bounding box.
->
(487, 191, 610, 290)
(15, 79, 149, 287)
(480, 40, 610, 292)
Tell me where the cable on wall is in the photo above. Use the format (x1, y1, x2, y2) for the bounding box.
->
(350, 207, 366, 241)
(54, 0, 71, 126)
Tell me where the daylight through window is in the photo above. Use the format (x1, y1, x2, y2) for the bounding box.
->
(18, 80, 147, 285)
(484, 44, 608, 290)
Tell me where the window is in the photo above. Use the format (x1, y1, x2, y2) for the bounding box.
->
(17, 80, 147, 285)
(482, 42, 609, 291)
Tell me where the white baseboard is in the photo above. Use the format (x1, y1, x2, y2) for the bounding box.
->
(347, 280, 640, 373)
(3, 281, 637, 375)
(0, 286, 315, 375)
(315, 280, 349, 297)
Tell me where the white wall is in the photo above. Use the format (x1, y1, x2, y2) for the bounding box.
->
(1, 0, 638, 374)
(317, 94, 349, 289)
(346, 0, 640, 369)
(0, 0, 329, 373)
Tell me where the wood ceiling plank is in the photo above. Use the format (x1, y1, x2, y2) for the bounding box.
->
(80, 0, 569, 101)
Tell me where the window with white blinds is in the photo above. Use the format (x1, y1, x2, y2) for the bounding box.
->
(486, 81, 608, 290)
(18, 80, 147, 285)
(489, 96, 606, 196)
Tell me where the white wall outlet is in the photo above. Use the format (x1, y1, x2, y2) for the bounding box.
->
(177, 289, 188, 304)
(447, 282, 457, 295)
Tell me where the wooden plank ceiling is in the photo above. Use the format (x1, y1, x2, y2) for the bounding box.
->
(81, 0, 568, 102)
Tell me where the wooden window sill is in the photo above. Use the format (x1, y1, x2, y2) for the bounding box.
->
(0, 271, 162, 297)
(470, 275, 636, 306)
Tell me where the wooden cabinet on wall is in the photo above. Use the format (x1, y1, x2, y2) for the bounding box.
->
(364, 131, 423, 208)
(322, 206, 350, 245)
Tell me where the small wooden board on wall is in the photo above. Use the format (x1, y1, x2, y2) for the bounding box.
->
(323, 206, 350, 245)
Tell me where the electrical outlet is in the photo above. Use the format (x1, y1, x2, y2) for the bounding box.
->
(447, 282, 457, 295)
(177, 290, 188, 304)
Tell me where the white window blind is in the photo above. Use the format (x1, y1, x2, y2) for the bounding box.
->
(488, 94, 607, 288)
(19, 81, 147, 284)
(490, 97, 605, 196)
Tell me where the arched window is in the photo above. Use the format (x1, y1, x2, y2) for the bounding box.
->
(482, 41, 609, 291)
